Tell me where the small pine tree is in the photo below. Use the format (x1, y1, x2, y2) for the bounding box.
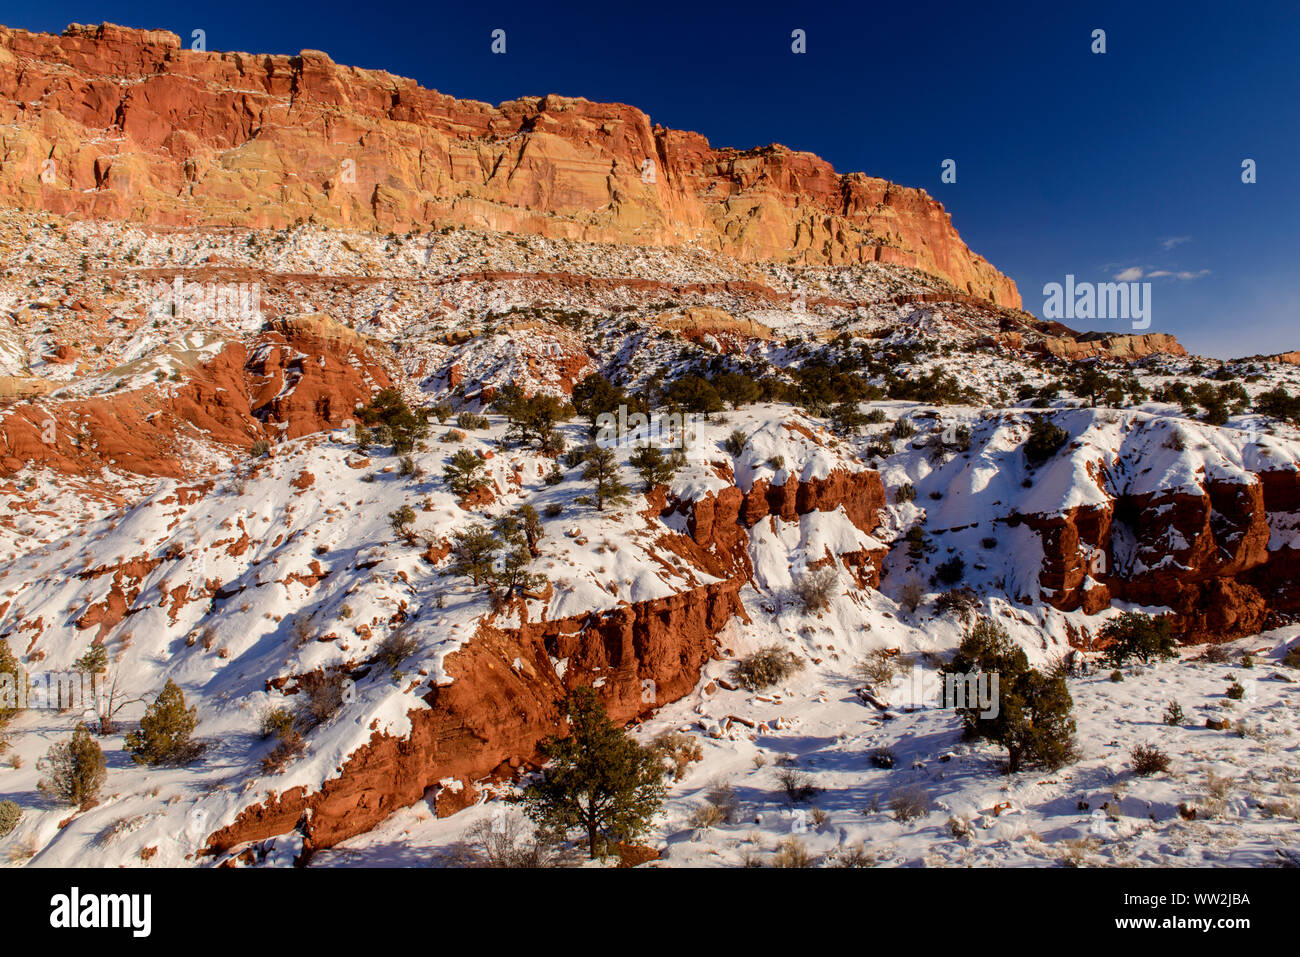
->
(124, 680, 199, 766)
(493, 545, 547, 597)
(1101, 611, 1178, 666)
(522, 687, 666, 859)
(830, 402, 870, 434)
(356, 387, 429, 454)
(443, 448, 490, 496)
(515, 504, 544, 556)
(495, 505, 543, 557)
(388, 504, 418, 542)
(38, 722, 106, 807)
(73, 644, 108, 675)
(941, 618, 1075, 773)
(1024, 416, 1069, 466)
(449, 524, 500, 585)
(628, 445, 679, 491)
(581, 445, 631, 511)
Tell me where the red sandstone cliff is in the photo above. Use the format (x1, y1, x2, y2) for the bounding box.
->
(203, 468, 886, 856)
(0, 312, 390, 477)
(0, 22, 1020, 308)
(1014, 469, 1299, 644)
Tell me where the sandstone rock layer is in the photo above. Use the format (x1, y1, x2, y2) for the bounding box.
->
(0, 23, 1019, 308)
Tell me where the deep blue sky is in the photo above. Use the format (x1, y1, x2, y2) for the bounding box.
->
(5, 1, 1298, 357)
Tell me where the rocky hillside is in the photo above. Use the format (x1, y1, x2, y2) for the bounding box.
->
(0, 23, 1297, 870)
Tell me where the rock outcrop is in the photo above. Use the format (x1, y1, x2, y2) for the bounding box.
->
(1014, 470, 1299, 643)
(0, 314, 391, 477)
(1039, 332, 1188, 361)
(0, 23, 1020, 308)
(205, 576, 744, 855)
(203, 467, 886, 856)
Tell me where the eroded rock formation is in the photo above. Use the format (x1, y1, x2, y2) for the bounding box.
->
(204, 468, 886, 855)
(0, 312, 390, 477)
(0, 23, 1019, 307)
(1015, 469, 1299, 643)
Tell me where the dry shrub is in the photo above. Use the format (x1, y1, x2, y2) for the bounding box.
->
(771, 837, 814, 868)
(855, 649, 902, 687)
(889, 785, 930, 822)
(260, 729, 305, 774)
(375, 627, 419, 670)
(777, 767, 818, 803)
(451, 814, 566, 868)
(832, 842, 878, 868)
(898, 578, 925, 613)
(295, 670, 350, 729)
(689, 802, 727, 830)
(793, 565, 838, 611)
(732, 646, 803, 691)
(651, 731, 703, 781)
(1130, 743, 1171, 776)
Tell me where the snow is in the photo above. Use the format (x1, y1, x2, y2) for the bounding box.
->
(3, 208, 1300, 867)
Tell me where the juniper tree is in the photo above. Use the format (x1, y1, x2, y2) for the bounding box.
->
(571, 373, 633, 429)
(1100, 611, 1178, 666)
(830, 401, 870, 434)
(449, 524, 499, 585)
(497, 504, 544, 556)
(493, 544, 547, 597)
(941, 618, 1075, 774)
(662, 374, 723, 414)
(38, 722, 106, 807)
(388, 504, 418, 542)
(443, 448, 490, 496)
(0, 638, 20, 731)
(518, 504, 544, 555)
(0, 799, 20, 837)
(353, 423, 373, 451)
(357, 387, 428, 454)
(628, 445, 679, 491)
(73, 644, 108, 675)
(494, 387, 573, 450)
(522, 687, 666, 858)
(125, 680, 200, 765)
(1072, 366, 1110, 408)
(581, 445, 631, 511)
(1023, 416, 1069, 466)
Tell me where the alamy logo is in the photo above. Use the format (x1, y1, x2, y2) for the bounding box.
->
(147, 276, 263, 323)
(594, 405, 697, 450)
(49, 887, 151, 937)
(0, 670, 105, 715)
(891, 666, 1000, 718)
(1042, 274, 1151, 330)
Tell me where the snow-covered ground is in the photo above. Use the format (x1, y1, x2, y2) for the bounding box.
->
(313, 628, 1300, 868)
(3, 209, 1300, 867)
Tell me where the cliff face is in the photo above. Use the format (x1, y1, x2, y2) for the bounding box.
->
(0, 312, 390, 477)
(1040, 333, 1188, 362)
(205, 576, 745, 854)
(0, 22, 1019, 308)
(204, 467, 886, 855)
(1017, 469, 1298, 644)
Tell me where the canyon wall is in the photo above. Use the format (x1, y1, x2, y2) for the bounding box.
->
(1016, 468, 1300, 643)
(0, 23, 1019, 308)
(203, 468, 886, 856)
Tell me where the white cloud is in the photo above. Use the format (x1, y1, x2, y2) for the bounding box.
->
(1160, 236, 1192, 250)
(1146, 268, 1210, 280)
(1114, 266, 1144, 281)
